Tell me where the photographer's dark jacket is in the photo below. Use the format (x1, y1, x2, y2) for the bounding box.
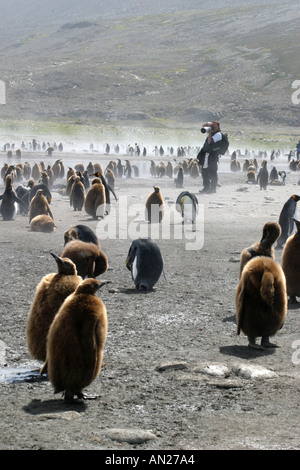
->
(197, 132, 222, 171)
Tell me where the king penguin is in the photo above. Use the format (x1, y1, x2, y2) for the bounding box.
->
(125, 237, 164, 290)
(281, 218, 300, 304)
(26, 253, 82, 364)
(46, 278, 109, 403)
(175, 191, 199, 230)
(236, 256, 287, 349)
(84, 177, 106, 219)
(0, 174, 28, 220)
(239, 221, 281, 277)
(277, 195, 300, 248)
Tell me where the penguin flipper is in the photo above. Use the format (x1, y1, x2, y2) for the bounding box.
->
(236, 283, 245, 335)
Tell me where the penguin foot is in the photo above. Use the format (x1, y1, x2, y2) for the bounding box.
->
(288, 296, 298, 305)
(40, 361, 48, 375)
(261, 337, 279, 348)
(248, 342, 265, 350)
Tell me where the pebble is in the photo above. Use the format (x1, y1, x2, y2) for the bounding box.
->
(232, 363, 277, 379)
(155, 361, 188, 372)
(104, 428, 157, 444)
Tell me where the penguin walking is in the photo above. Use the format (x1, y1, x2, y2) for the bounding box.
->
(26, 253, 82, 364)
(29, 189, 53, 222)
(64, 225, 99, 246)
(145, 186, 165, 223)
(239, 221, 281, 277)
(276, 195, 300, 248)
(91, 172, 117, 215)
(174, 166, 184, 188)
(257, 160, 268, 190)
(126, 238, 164, 290)
(236, 256, 287, 349)
(281, 218, 300, 304)
(84, 177, 106, 219)
(60, 240, 108, 279)
(0, 175, 28, 220)
(46, 278, 109, 403)
(175, 191, 199, 230)
(69, 176, 85, 211)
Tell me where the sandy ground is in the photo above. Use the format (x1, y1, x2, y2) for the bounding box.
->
(0, 149, 300, 452)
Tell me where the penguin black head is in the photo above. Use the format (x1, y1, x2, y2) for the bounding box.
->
(91, 171, 102, 177)
(292, 195, 300, 202)
(50, 252, 78, 275)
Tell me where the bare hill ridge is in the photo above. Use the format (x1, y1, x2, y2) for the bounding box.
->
(0, 0, 299, 131)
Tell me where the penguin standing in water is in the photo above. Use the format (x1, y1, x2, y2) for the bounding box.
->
(64, 225, 99, 246)
(0, 175, 28, 220)
(236, 256, 287, 349)
(46, 278, 109, 403)
(239, 221, 281, 277)
(175, 191, 199, 230)
(145, 186, 165, 223)
(281, 218, 300, 304)
(26, 253, 82, 364)
(126, 238, 164, 290)
(276, 195, 300, 248)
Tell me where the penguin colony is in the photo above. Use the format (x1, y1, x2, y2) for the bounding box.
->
(1, 139, 299, 403)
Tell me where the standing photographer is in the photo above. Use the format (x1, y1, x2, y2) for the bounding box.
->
(197, 121, 222, 193)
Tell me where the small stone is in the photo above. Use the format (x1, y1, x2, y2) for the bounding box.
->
(155, 361, 188, 372)
(104, 428, 157, 444)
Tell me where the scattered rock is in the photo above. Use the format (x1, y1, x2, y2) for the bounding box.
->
(155, 361, 188, 372)
(232, 363, 277, 379)
(104, 428, 157, 444)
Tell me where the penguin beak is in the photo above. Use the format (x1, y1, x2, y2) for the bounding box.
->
(97, 280, 111, 290)
(50, 252, 60, 262)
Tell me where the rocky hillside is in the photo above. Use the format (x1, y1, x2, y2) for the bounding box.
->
(0, 0, 299, 132)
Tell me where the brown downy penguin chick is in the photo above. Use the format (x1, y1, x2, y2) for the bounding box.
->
(30, 214, 56, 232)
(239, 222, 281, 278)
(60, 240, 108, 279)
(236, 256, 287, 349)
(281, 218, 300, 304)
(46, 278, 109, 403)
(84, 177, 106, 219)
(145, 186, 165, 223)
(26, 253, 82, 364)
(29, 189, 53, 222)
(69, 176, 85, 211)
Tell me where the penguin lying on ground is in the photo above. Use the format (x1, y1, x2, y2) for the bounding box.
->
(60, 240, 108, 279)
(30, 214, 56, 232)
(236, 256, 287, 349)
(46, 278, 109, 403)
(26, 253, 82, 364)
(126, 238, 164, 290)
(276, 195, 300, 248)
(239, 222, 281, 277)
(281, 218, 300, 304)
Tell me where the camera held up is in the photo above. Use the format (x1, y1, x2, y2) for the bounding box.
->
(201, 126, 212, 134)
